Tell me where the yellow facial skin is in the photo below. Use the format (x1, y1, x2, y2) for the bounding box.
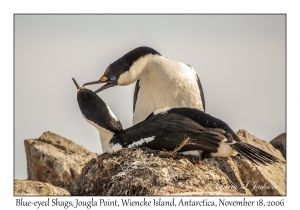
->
(77, 87, 86, 94)
(100, 76, 108, 82)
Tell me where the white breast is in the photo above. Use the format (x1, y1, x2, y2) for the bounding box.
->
(82, 115, 114, 153)
(210, 141, 238, 157)
(133, 56, 204, 125)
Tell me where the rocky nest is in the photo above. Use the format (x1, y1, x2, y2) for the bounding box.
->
(21, 130, 286, 196)
(68, 147, 260, 196)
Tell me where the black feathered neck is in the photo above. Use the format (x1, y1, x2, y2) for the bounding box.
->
(119, 46, 161, 67)
(103, 46, 161, 80)
(77, 89, 123, 133)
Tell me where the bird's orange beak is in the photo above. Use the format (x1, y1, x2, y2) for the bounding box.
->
(83, 75, 118, 93)
(100, 75, 108, 82)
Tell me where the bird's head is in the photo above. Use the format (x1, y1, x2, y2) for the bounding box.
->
(72, 78, 123, 133)
(83, 46, 161, 93)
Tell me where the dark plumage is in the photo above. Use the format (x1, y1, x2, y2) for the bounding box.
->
(73, 78, 280, 165)
(105, 46, 161, 81)
(77, 88, 122, 134)
(110, 112, 224, 153)
(83, 46, 206, 125)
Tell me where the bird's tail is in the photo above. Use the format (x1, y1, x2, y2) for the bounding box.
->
(233, 141, 280, 165)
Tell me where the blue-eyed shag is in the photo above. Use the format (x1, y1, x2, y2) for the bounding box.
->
(73, 78, 279, 165)
(83, 46, 205, 125)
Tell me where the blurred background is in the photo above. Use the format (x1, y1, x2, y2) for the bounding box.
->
(15, 14, 285, 179)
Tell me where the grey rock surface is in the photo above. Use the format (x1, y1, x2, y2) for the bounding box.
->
(14, 179, 70, 196)
(68, 129, 285, 196)
(24, 131, 98, 187)
(270, 133, 286, 159)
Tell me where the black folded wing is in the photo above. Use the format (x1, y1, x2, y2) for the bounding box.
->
(110, 113, 225, 153)
(166, 107, 239, 143)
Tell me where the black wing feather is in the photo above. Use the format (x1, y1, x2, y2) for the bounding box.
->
(167, 108, 239, 143)
(110, 113, 224, 152)
(145, 131, 222, 153)
(119, 113, 203, 143)
(233, 142, 280, 165)
(166, 108, 280, 164)
(195, 74, 206, 111)
(133, 80, 140, 113)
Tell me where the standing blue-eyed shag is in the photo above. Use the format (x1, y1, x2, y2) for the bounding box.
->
(73, 78, 279, 165)
(82, 46, 205, 125)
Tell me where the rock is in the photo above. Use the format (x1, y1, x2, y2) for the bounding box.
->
(24, 131, 98, 187)
(234, 129, 286, 196)
(14, 179, 70, 196)
(270, 133, 286, 159)
(68, 129, 286, 196)
(68, 148, 246, 196)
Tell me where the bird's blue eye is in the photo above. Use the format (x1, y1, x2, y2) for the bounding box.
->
(110, 76, 116, 81)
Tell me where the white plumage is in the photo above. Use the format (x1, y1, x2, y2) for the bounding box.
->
(128, 55, 204, 124)
(74, 78, 280, 165)
(83, 46, 205, 125)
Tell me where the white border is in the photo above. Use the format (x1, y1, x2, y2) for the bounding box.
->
(2, 0, 296, 208)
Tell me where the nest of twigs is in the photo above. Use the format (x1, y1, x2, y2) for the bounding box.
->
(68, 138, 242, 196)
